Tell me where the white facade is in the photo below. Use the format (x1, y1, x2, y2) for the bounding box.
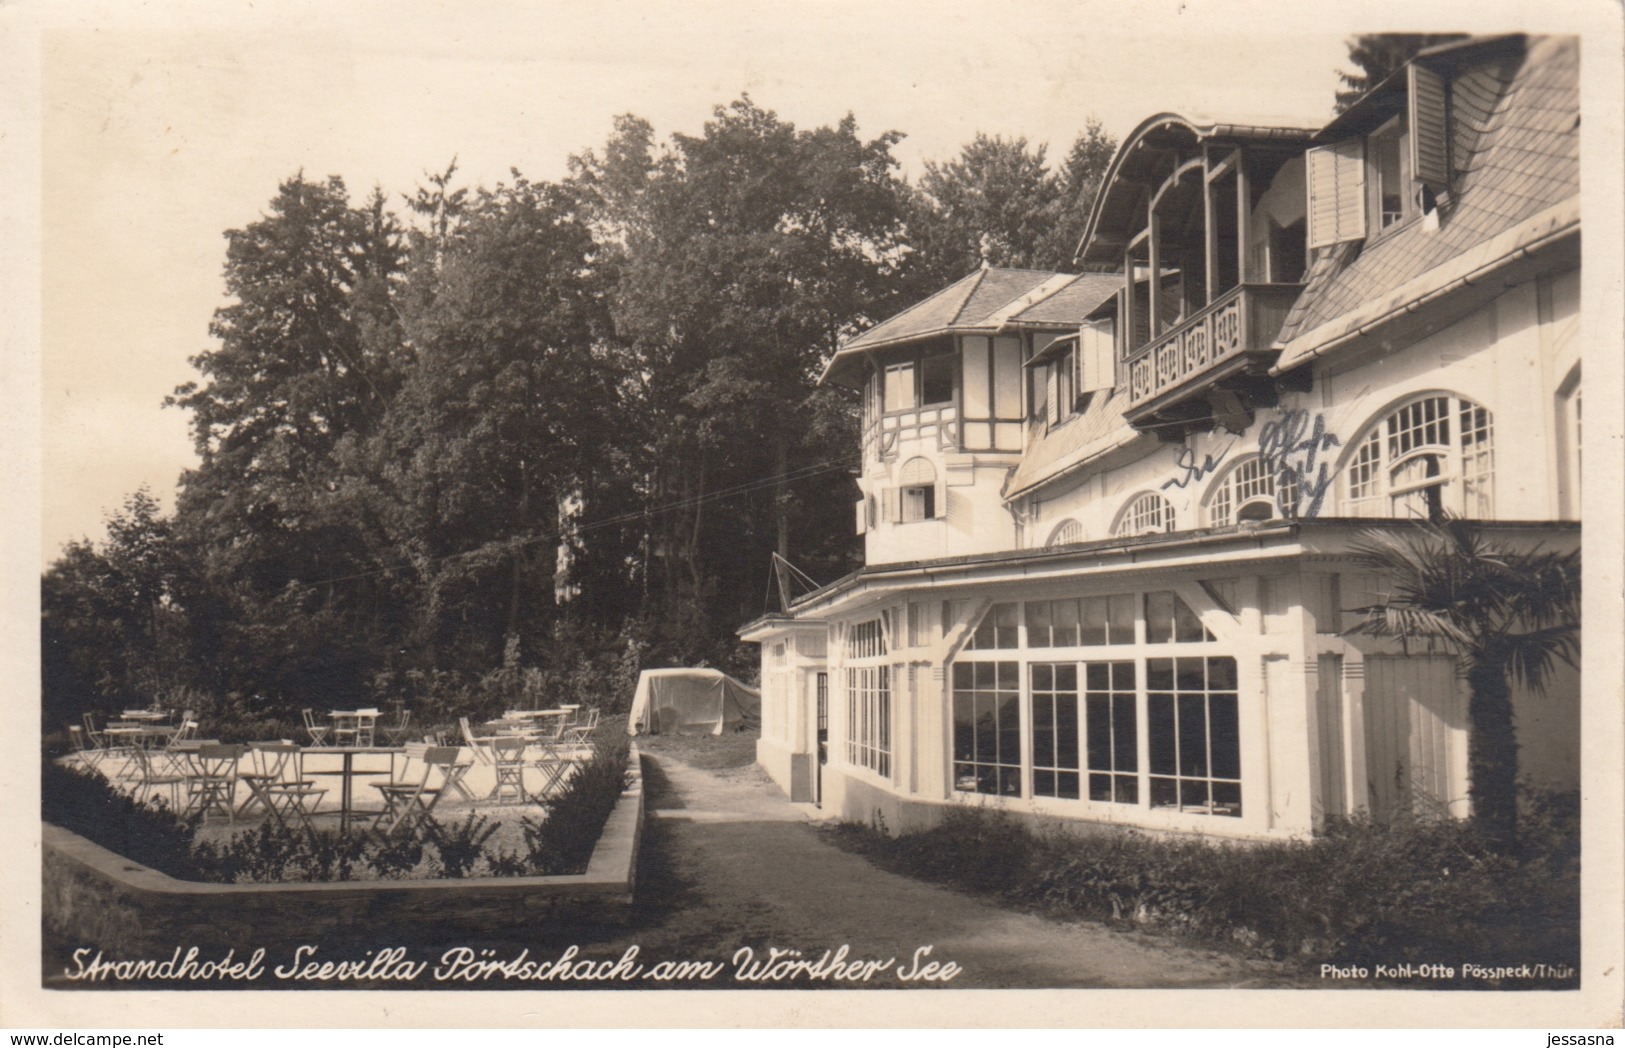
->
(743, 35, 1581, 841)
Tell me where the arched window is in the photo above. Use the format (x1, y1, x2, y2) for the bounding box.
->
(894, 457, 939, 522)
(1046, 519, 1084, 547)
(1345, 394, 1494, 519)
(1207, 456, 1298, 527)
(1113, 493, 1177, 536)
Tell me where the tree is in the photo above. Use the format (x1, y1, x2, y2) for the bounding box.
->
(904, 121, 1117, 287)
(1344, 518, 1580, 848)
(571, 97, 912, 663)
(1335, 34, 1470, 114)
(41, 489, 192, 725)
(361, 171, 619, 669)
(166, 174, 408, 705)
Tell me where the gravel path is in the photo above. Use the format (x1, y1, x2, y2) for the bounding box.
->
(578, 751, 1290, 990)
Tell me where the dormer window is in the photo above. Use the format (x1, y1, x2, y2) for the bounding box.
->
(1369, 117, 1408, 231)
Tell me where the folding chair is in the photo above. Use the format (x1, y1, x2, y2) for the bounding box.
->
(488, 737, 531, 804)
(155, 717, 200, 775)
(185, 743, 245, 824)
(380, 708, 413, 746)
(238, 742, 295, 822)
(262, 745, 328, 830)
(458, 717, 495, 766)
(564, 707, 601, 746)
(388, 746, 469, 839)
(128, 745, 187, 811)
(301, 708, 331, 747)
(369, 742, 430, 833)
(84, 713, 133, 778)
(353, 708, 380, 747)
(66, 725, 104, 774)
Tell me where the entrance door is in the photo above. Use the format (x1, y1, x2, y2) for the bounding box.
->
(815, 672, 828, 807)
(1363, 655, 1464, 820)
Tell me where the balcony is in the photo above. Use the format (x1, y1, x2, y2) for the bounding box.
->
(1123, 283, 1303, 433)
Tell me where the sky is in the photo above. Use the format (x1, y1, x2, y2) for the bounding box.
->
(15, 0, 1567, 566)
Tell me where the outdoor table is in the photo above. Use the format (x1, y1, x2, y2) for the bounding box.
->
(329, 709, 381, 746)
(298, 745, 402, 833)
(120, 709, 170, 722)
(104, 724, 177, 748)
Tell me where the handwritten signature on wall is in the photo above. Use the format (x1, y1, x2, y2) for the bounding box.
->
(1158, 409, 1343, 519)
(1257, 409, 1341, 518)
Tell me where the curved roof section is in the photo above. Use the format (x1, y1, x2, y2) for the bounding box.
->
(1075, 113, 1317, 266)
(821, 268, 1116, 386)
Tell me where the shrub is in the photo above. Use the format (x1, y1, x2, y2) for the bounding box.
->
(518, 732, 632, 875)
(835, 795, 1579, 974)
(41, 761, 201, 879)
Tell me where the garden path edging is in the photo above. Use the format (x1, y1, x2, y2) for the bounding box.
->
(42, 744, 644, 960)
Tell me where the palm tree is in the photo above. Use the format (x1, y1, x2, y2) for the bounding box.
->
(1344, 517, 1580, 849)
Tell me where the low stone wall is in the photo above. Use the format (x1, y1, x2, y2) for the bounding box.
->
(42, 745, 645, 960)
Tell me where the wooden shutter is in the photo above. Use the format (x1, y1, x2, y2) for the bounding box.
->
(882, 488, 900, 524)
(1409, 64, 1451, 191)
(934, 478, 947, 521)
(1046, 365, 1060, 427)
(855, 498, 868, 535)
(1079, 324, 1114, 393)
(1306, 139, 1367, 249)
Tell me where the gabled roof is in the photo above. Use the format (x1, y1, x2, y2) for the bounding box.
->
(821, 268, 1115, 386)
(1274, 35, 1578, 374)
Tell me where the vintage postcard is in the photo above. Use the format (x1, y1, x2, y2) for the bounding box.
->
(3, 0, 1621, 1031)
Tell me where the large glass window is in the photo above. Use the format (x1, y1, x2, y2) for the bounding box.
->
(1144, 590, 1214, 643)
(950, 592, 1239, 819)
(1031, 663, 1080, 799)
(1147, 656, 1241, 816)
(1345, 394, 1495, 520)
(952, 661, 1021, 796)
(964, 602, 1020, 650)
(1208, 456, 1298, 526)
(846, 665, 891, 777)
(1085, 661, 1139, 804)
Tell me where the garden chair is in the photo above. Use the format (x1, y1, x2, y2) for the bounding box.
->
(457, 717, 495, 766)
(380, 708, 413, 746)
(388, 746, 471, 840)
(155, 717, 200, 775)
(488, 737, 531, 804)
(369, 742, 430, 833)
(301, 708, 330, 747)
(185, 743, 245, 824)
(262, 744, 328, 830)
(564, 707, 601, 746)
(128, 744, 187, 812)
(354, 708, 378, 747)
(85, 713, 136, 779)
(238, 741, 296, 823)
(66, 725, 104, 774)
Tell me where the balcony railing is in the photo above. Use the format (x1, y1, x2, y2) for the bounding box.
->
(1124, 283, 1303, 415)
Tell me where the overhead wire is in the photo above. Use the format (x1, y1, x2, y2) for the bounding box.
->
(296, 458, 852, 587)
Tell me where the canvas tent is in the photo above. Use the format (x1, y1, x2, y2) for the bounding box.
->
(627, 668, 761, 736)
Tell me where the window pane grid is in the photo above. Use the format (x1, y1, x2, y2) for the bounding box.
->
(1116, 493, 1176, 536)
(1030, 663, 1080, 800)
(953, 661, 1022, 796)
(1147, 656, 1241, 817)
(1084, 661, 1138, 804)
(845, 665, 891, 777)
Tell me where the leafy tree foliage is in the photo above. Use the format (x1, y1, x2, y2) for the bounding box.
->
(1334, 34, 1470, 114)
(46, 104, 1118, 719)
(905, 120, 1117, 287)
(572, 97, 911, 659)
